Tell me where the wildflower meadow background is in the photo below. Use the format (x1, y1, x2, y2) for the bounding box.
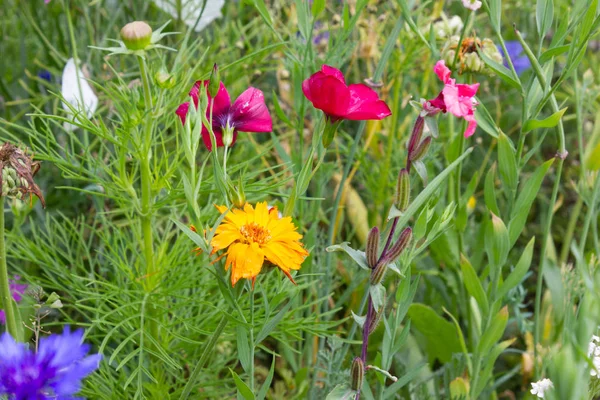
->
(0, 0, 600, 399)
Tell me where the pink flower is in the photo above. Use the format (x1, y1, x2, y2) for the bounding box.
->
(0, 276, 27, 324)
(302, 65, 391, 122)
(462, 0, 482, 11)
(424, 60, 480, 137)
(176, 80, 272, 150)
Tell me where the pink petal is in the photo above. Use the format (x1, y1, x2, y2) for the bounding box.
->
(201, 126, 237, 151)
(442, 84, 473, 117)
(321, 65, 346, 84)
(434, 60, 452, 83)
(457, 82, 480, 98)
(176, 102, 190, 125)
(302, 73, 350, 119)
(427, 92, 447, 113)
(230, 87, 272, 132)
(463, 112, 478, 137)
(188, 81, 231, 115)
(344, 84, 392, 120)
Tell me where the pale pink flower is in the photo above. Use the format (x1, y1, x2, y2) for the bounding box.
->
(462, 0, 482, 11)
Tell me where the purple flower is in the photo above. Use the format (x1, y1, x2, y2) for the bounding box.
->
(0, 327, 101, 400)
(0, 276, 27, 324)
(38, 70, 52, 83)
(498, 41, 531, 75)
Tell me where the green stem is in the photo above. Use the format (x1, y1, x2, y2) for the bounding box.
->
(223, 145, 229, 178)
(0, 196, 18, 340)
(249, 289, 255, 391)
(179, 315, 228, 400)
(559, 197, 583, 265)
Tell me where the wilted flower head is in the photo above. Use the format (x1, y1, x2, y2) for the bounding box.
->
(423, 60, 480, 137)
(498, 41, 531, 75)
(462, 0, 482, 11)
(302, 65, 391, 123)
(0, 143, 45, 207)
(210, 202, 308, 287)
(427, 14, 463, 40)
(176, 80, 272, 150)
(441, 36, 503, 74)
(530, 378, 553, 398)
(0, 327, 101, 399)
(0, 276, 27, 324)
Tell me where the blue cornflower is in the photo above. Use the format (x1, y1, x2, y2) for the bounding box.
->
(38, 70, 52, 83)
(0, 327, 101, 400)
(498, 41, 531, 75)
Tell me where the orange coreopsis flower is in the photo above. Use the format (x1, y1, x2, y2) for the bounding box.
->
(211, 202, 309, 287)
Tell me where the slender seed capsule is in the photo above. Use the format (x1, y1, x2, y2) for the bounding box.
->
(370, 262, 387, 285)
(409, 136, 432, 162)
(366, 227, 380, 269)
(350, 357, 365, 391)
(381, 227, 412, 264)
(407, 116, 424, 156)
(367, 305, 384, 336)
(120, 21, 153, 51)
(394, 168, 410, 211)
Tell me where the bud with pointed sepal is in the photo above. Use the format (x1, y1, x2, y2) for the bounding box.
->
(120, 21, 153, 51)
(208, 64, 220, 98)
(370, 262, 387, 285)
(380, 227, 412, 264)
(394, 168, 410, 211)
(409, 136, 432, 162)
(367, 305, 384, 336)
(407, 116, 424, 157)
(366, 227, 380, 268)
(350, 357, 365, 391)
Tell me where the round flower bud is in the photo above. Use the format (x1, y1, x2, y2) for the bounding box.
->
(120, 21, 153, 51)
(154, 69, 175, 89)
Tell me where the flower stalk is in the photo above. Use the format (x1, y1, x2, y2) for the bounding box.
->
(0, 196, 18, 340)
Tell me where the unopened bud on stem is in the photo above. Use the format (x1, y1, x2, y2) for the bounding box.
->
(370, 262, 387, 285)
(120, 21, 153, 51)
(208, 64, 220, 98)
(394, 169, 410, 211)
(407, 116, 424, 156)
(367, 305, 384, 336)
(350, 357, 365, 391)
(381, 227, 412, 264)
(409, 136, 432, 162)
(366, 227, 380, 268)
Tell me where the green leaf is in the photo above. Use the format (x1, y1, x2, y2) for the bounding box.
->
(487, 0, 502, 32)
(478, 48, 521, 90)
(523, 107, 567, 133)
(250, 0, 273, 25)
(351, 311, 366, 328)
(255, 299, 294, 344)
(474, 102, 500, 138)
(393, 148, 473, 229)
(585, 141, 600, 171)
(407, 304, 462, 363)
(485, 214, 510, 269)
(311, 0, 325, 16)
(473, 339, 515, 397)
(230, 369, 255, 400)
(508, 158, 554, 245)
(497, 132, 518, 196)
(460, 255, 489, 315)
(539, 45, 570, 64)
(236, 326, 252, 373)
(370, 284, 386, 312)
(497, 237, 535, 300)
(326, 243, 369, 270)
(536, 0, 554, 38)
(326, 383, 357, 400)
(271, 91, 292, 127)
(256, 357, 276, 400)
(476, 306, 508, 355)
(484, 165, 500, 216)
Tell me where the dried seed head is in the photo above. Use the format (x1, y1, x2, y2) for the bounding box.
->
(394, 169, 410, 211)
(120, 21, 153, 51)
(381, 227, 412, 264)
(366, 227, 380, 268)
(409, 136, 432, 162)
(350, 357, 365, 391)
(0, 143, 45, 207)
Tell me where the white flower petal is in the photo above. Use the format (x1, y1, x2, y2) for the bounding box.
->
(61, 58, 98, 130)
(153, 0, 225, 32)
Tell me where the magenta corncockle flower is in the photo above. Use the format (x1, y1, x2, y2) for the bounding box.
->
(424, 60, 480, 138)
(176, 80, 272, 151)
(0, 276, 27, 325)
(302, 65, 392, 122)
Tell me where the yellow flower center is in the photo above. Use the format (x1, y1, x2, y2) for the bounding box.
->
(239, 223, 271, 245)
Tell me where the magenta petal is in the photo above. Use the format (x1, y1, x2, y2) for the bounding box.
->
(230, 87, 272, 132)
(303, 74, 350, 119)
(176, 102, 190, 125)
(345, 84, 392, 120)
(208, 81, 232, 116)
(464, 112, 478, 137)
(434, 60, 452, 83)
(457, 82, 479, 98)
(321, 65, 346, 84)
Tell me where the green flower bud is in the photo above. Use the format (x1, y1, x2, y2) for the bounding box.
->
(154, 68, 176, 89)
(409, 136, 432, 162)
(394, 168, 410, 211)
(464, 52, 483, 73)
(208, 64, 221, 98)
(350, 357, 365, 391)
(365, 227, 380, 268)
(482, 38, 503, 65)
(120, 21, 153, 51)
(381, 227, 412, 264)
